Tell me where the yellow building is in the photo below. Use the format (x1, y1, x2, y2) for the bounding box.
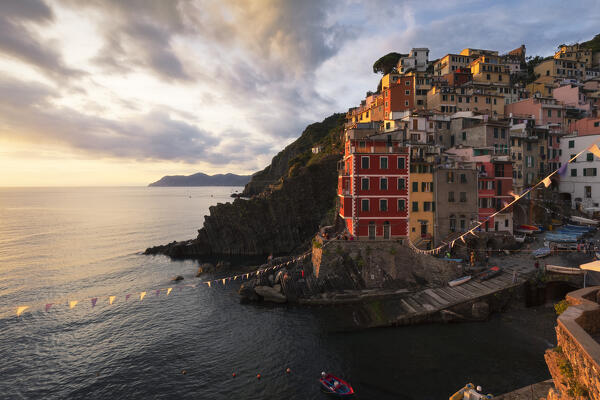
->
(469, 55, 510, 85)
(433, 53, 476, 76)
(526, 81, 554, 97)
(408, 148, 435, 248)
(534, 58, 585, 83)
(554, 44, 593, 69)
(426, 85, 504, 116)
(406, 70, 432, 109)
(459, 48, 499, 57)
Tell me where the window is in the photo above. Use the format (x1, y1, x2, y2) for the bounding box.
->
(412, 201, 418, 212)
(397, 157, 405, 169)
(397, 178, 405, 190)
(462, 131, 466, 140)
(361, 178, 369, 190)
(448, 191, 455, 202)
(447, 172, 454, 183)
(460, 192, 467, 202)
(486, 74, 491, 80)
(460, 218, 466, 231)
(449, 215, 456, 232)
(568, 140, 574, 148)
(412, 182, 418, 192)
(587, 153, 594, 162)
(405, 80, 410, 86)
(460, 174, 467, 183)
(398, 199, 405, 211)
(405, 90, 410, 95)
(380, 178, 388, 190)
(571, 168, 577, 177)
(405, 101, 409, 106)
(583, 168, 597, 176)
(501, 128, 506, 139)
(380, 199, 388, 212)
(361, 157, 369, 169)
(493, 127, 498, 138)
(424, 202, 431, 212)
(361, 199, 369, 211)
(547, 109, 552, 118)
(585, 186, 592, 198)
(380, 157, 388, 169)
(595, 122, 600, 127)
(359, 141, 366, 148)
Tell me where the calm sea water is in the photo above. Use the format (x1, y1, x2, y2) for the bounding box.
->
(0, 187, 556, 399)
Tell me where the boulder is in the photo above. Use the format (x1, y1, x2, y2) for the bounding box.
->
(196, 263, 214, 276)
(254, 285, 287, 303)
(171, 275, 184, 282)
(471, 301, 490, 320)
(216, 261, 231, 270)
(238, 283, 260, 303)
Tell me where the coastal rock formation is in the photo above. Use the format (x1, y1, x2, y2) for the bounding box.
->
(254, 285, 287, 303)
(145, 114, 345, 258)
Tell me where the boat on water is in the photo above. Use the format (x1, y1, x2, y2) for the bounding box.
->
(476, 266, 502, 281)
(571, 216, 598, 226)
(518, 224, 541, 232)
(545, 265, 585, 275)
(443, 258, 464, 263)
(533, 247, 551, 258)
(449, 275, 471, 287)
(514, 234, 526, 243)
(319, 372, 354, 397)
(450, 383, 493, 399)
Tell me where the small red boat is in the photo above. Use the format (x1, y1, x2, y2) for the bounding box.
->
(319, 372, 355, 397)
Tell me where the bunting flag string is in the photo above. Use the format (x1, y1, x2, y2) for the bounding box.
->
(12, 234, 336, 317)
(407, 140, 600, 256)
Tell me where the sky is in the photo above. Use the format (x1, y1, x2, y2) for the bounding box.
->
(1, 0, 599, 186)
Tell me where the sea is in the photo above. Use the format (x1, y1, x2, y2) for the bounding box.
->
(0, 187, 556, 399)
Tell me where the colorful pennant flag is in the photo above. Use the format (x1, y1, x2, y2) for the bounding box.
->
(589, 144, 600, 158)
(167, 288, 172, 296)
(558, 163, 568, 176)
(222, 278, 226, 285)
(234, 276, 237, 281)
(206, 281, 211, 288)
(69, 300, 78, 309)
(460, 236, 466, 243)
(156, 289, 160, 296)
(140, 292, 146, 301)
(16, 306, 29, 317)
(91, 298, 98, 307)
(109, 296, 116, 305)
(45, 303, 53, 312)
(542, 176, 552, 188)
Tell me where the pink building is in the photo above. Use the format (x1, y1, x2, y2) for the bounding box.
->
(569, 117, 600, 136)
(552, 84, 591, 114)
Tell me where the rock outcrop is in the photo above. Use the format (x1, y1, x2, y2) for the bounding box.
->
(145, 113, 345, 258)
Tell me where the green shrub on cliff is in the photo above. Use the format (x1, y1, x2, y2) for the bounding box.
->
(554, 299, 569, 316)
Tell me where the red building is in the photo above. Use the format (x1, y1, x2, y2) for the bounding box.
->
(383, 76, 414, 118)
(338, 124, 409, 240)
(477, 157, 514, 232)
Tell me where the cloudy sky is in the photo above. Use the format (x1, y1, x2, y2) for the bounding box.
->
(1, 0, 599, 186)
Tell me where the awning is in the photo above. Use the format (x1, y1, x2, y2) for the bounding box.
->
(580, 260, 600, 272)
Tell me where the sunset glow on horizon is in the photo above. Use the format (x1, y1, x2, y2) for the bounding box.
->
(1, 0, 598, 186)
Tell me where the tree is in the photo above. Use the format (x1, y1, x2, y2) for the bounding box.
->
(372, 52, 403, 75)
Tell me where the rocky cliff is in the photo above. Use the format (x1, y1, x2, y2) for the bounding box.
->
(145, 113, 345, 258)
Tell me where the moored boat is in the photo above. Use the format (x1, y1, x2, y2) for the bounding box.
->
(319, 372, 354, 397)
(449, 275, 472, 287)
(476, 266, 502, 281)
(450, 383, 493, 399)
(545, 265, 585, 275)
(443, 258, 464, 263)
(532, 247, 551, 258)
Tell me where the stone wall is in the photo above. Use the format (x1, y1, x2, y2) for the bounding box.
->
(312, 238, 461, 290)
(544, 287, 600, 400)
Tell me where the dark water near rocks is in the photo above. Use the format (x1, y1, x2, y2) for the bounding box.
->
(0, 187, 556, 399)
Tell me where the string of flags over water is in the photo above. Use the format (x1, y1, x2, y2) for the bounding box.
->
(408, 141, 600, 256)
(13, 142, 600, 317)
(13, 236, 341, 318)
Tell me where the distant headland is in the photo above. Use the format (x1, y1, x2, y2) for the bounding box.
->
(148, 172, 251, 187)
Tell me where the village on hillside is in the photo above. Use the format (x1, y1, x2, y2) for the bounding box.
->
(335, 40, 600, 249)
